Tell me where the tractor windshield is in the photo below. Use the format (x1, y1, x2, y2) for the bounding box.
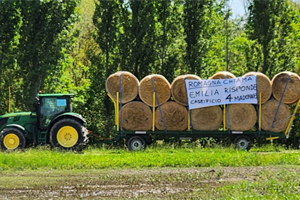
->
(39, 97, 69, 128)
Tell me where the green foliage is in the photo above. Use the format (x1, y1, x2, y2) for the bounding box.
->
(246, 0, 295, 76)
(153, 0, 183, 82)
(17, 0, 80, 109)
(183, 0, 225, 76)
(90, 0, 122, 137)
(0, 1, 22, 113)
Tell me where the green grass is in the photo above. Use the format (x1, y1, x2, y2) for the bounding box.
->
(1, 144, 300, 199)
(0, 143, 299, 171)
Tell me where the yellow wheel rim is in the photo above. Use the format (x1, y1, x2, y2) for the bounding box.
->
(3, 133, 20, 150)
(57, 126, 78, 148)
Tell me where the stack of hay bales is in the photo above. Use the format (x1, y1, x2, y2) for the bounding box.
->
(223, 71, 300, 133)
(106, 72, 189, 131)
(105, 70, 300, 133)
(261, 71, 300, 132)
(139, 74, 190, 131)
(106, 71, 151, 131)
(240, 71, 299, 133)
(222, 71, 272, 131)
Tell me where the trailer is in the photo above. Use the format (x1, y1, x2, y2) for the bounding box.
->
(92, 91, 300, 151)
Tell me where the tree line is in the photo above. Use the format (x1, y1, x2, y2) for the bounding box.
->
(1, 0, 300, 144)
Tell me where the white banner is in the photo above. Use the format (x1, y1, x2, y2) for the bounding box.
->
(185, 75, 258, 109)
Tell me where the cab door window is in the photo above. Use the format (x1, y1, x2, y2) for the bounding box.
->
(39, 98, 67, 128)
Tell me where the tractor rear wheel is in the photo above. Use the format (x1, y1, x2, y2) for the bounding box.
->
(49, 119, 88, 151)
(0, 128, 26, 151)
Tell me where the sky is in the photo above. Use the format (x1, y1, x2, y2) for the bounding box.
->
(229, 0, 247, 18)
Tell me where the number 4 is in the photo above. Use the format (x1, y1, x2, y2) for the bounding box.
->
(226, 94, 233, 102)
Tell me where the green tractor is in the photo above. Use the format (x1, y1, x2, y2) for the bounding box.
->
(0, 93, 88, 151)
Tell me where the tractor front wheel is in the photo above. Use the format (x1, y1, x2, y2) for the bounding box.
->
(0, 128, 26, 151)
(49, 119, 88, 151)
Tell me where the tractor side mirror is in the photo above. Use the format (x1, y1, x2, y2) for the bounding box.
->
(34, 97, 40, 106)
(32, 97, 40, 112)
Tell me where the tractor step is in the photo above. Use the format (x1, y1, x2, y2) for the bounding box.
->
(38, 132, 47, 144)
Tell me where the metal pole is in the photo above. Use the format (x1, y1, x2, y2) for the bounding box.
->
(8, 86, 11, 113)
(225, 2, 230, 71)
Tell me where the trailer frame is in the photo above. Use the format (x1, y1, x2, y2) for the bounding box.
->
(96, 91, 300, 151)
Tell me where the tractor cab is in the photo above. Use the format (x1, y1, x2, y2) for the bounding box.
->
(35, 94, 74, 130)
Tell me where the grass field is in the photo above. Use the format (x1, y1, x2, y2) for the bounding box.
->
(1, 144, 300, 199)
(0, 143, 299, 170)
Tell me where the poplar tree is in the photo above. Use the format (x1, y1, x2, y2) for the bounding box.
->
(246, 0, 293, 75)
(0, 1, 21, 113)
(92, 0, 121, 136)
(183, 0, 219, 76)
(128, 0, 157, 79)
(17, 0, 79, 109)
(155, 0, 183, 82)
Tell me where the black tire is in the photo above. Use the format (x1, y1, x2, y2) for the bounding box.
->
(0, 128, 26, 151)
(49, 119, 88, 151)
(126, 136, 146, 151)
(234, 135, 252, 151)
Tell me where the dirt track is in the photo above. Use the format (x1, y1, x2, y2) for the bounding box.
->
(0, 166, 299, 199)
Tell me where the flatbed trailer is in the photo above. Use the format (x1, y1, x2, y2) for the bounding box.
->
(94, 92, 300, 151)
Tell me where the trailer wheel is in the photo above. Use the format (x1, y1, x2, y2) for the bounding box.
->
(234, 136, 252, 151)
(0, 128, 26, 151)
(126, 136, 146, 151)
(49, 119, 88, 151)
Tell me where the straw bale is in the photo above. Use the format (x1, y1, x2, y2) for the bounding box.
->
(272, 71, 300, 104)
(121, 101, 152, 131)
(105, 71, 139, 104)
(243, 72, 271, 104)
(139, 74, 171, 107)
(155, 101, 188, 131)
(209, 71, 236, 79)
(261, 100, 291, 133)
(225, 104, 257, 131)
(286, 99, 299, 106)
(171, 74, 201, 106)
(191, 106, 222, 130)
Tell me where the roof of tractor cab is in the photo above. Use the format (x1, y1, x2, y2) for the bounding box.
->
(37, 94, 74, 98)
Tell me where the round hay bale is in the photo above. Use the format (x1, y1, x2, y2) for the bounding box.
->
(261, 100, 291, 133)
(155, 101, 188, 131)
(209, 71, 236, 79)
(243, 72, 271, 104)
(105, 71, 139, 104)
(226, 104, 257, 131)
(286, 99, 299, 106)
(191, 106, 222, 130)
(139, 74, 171, 107)
(171, 74, 201, 106)
(121, 101, 152, 131)
(272, 71, 300, 104)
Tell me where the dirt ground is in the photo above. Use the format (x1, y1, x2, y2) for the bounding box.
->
(0, 166, 299, 199)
